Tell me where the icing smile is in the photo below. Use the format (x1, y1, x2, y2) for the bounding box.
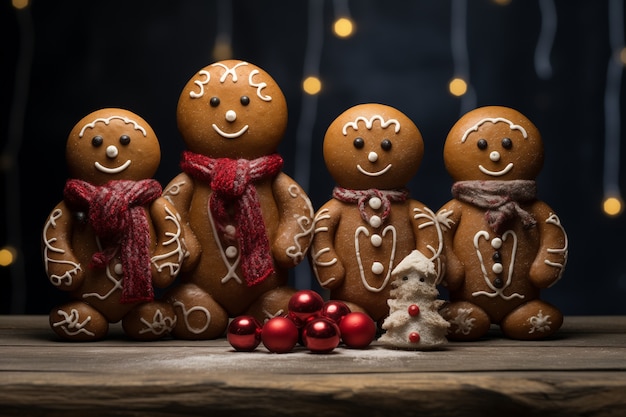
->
(357, 164, 392, 177)
(479, 163, 513, 177)
(95, 160, 131, 174)
(212, 124, 249, 139)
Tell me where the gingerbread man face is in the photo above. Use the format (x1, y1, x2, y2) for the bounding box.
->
(323, 103, 424, 190)
(66, 108, 161, 184)
(176, 60, 288, 159)
(443, 106, 543, 182)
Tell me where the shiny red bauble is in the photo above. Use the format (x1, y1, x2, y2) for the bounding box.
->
(261, 316, 299, 353)
(227, 315, 262, 352)
(408, 304, 420, 317)
(338, 312, 377, 349)
(320, 300, 351, 325)
(302, 317, 341, 353)
(287, 290, 325, 327)
(409, 332, 421, 343)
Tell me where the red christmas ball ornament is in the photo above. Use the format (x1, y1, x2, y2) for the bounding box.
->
(261, 316, 299, 353)
(338, 312, 377, 349)
(288, 289, 325, 327)
(409, 332, 421, 343)
(320, 300, 351, 325)
(408, 304, 420, 317)
(302, 317, 341, 353)
(227, 315, 262, 352)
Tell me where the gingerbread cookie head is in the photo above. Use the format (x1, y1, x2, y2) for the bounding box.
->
(443, 106, 543, 182)
(176, 60, 288, 160)
(323, 103, 424, 190)
(66, 108, 161, 185)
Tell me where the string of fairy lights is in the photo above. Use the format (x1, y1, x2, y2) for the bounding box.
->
(2, 0, 625, 311)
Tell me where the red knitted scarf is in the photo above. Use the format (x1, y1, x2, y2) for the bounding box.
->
(452, 180, 537, 235)
(180, 151, 283, 286)
(63, 179, 162, 303)
(332, 187, 409, 223)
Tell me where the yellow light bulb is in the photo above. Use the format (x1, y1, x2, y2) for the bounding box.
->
(303, 76, 322, 95)
(603, 196, 623, 217)
(449, 77, 468, 97)
(333, 17, 355, 38)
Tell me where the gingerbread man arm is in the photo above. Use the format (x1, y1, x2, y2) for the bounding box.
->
(270, 172, 315, 268)
(41, 201, 85, 291)
(149, 197, 198, 288)
(410, 200, 445, 280)
(310, 199, 345, 290)
(436, 200, 464, 290)
(529, 202, 568, 288)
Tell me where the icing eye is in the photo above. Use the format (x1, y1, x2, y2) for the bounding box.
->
(402, 276, 408, 281)
(419, 277, 425, 282)
(210, 97, 220, 107)
(353, 137, 365, 149)
(119, 135, 131, 145)
(502, 137, 512, 149)
(92, 136, 103, 147)
(477, 139, 488, 150)
(381, 139, 392, 151)
(240, 96, 250, 106)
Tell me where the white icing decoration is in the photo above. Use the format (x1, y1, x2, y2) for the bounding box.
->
(369, 215, 382, 228)
(479, 162, 514, 177)
(491, 237, 503, 249)
(528, 310, 552, 334)
(106, 145, 118, 158)
(189, 70, 210, 98)
(79, 115, 147, 138)
(447, 307, 475, 336)
(492, 263, 503, 274)
(151, 205, 187, 277)
(413, 206, 445, 283)
(211, 123, 249, 139)
(489, 151, 500, 162)
(544, 213, 569, 287)
(43, 208, 82, 287)
(225, 110, 237, 122)
(248, 69, 272, 101)
(357, 163, 392, 177)
(311, 209, 338, 287)
(95, 160, 132, 174)
(284, 184, 315, 263)
(460, 117, 528, 143)
(52, 308, 95, 337)
(369, 197, 382, 210)
(138, 309, 177, 336)
(341, 115, 401, 136)
(114, 263, 123, 275)
(368, 151, 378, 162)
(208, 198, 242, 284)
(172, 301, 211, 335)
(370, 234, 383, 247)
(212, 61, 248, 83)
(355, 225, 396, 293)
(225, 246, 238, 259)
(371, 261, 384, 275)
(471, 230, 524, 300)
(83, 236, 123, 301)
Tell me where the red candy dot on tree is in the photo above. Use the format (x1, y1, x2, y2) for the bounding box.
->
(408, 304, 420, 317)
(409, 332, 421, 343)
(261, 317, 299, 353)
(339, 312, 377, 349)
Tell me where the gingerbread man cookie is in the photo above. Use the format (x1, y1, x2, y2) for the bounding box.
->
(42, 108, 193, 341)
(310, 103, 443, 325)
(438, 105, 568, 340)
(163, 60, 314, 339)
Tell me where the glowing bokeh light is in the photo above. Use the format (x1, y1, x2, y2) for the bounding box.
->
(12, 0, 29, 9)
(303, 76, 322, 95)
(333, 17, 355, 38)
(449, 77, 468, 96)
(0, 247, 16, 267)
(603, 196, 623, 217)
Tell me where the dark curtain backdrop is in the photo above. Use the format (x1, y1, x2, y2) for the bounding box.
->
(2, 0, 625, 315)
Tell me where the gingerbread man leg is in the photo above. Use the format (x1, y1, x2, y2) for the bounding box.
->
(440, 300, 491, 341)
(122, 301, 177, 341)
(245, 286, 297, 324)
(500, 299, 563, 340)
(49, 301, 109, 342)
(166, 283, 229, 340)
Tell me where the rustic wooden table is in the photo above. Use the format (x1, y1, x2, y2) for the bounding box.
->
(0, 315, 624, 417)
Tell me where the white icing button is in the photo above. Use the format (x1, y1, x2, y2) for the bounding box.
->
(371, 262, 384, 275)
(224, 225, 236, 238)
(114, 263, 123, 275)
(225, 246, 238, 259)
(369, 197, 382, 210)
(369, 215, 382, 228)
(491, 237, 503, 249)
(370, 234, 383, 247)
(492, 263, 503, 274)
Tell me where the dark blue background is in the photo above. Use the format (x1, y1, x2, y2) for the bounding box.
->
(2, 0, 625, 315)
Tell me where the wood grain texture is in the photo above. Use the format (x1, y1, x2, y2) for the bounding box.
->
(1, 316, 625, 416)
